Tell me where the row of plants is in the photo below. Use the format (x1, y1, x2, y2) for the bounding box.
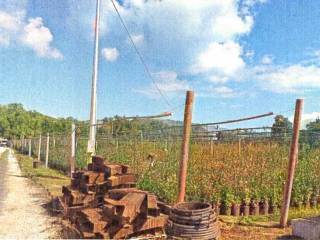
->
(214, 195, 320, 217)
(12, 133, 320, 211)
(93, 137, 320, 209)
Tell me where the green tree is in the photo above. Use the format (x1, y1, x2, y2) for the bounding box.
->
(271, 115, 292, 138)
(303, 118, 320, 147)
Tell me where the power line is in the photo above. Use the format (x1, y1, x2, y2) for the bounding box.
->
(109, 0, 173, 108)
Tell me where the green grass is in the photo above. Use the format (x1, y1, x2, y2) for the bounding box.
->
(0, 149, 9, 161)
(15, 153, 70, 197)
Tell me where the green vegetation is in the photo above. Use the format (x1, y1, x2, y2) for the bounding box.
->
(0, 103, 173, 140)
(90, 137, 320, 207)
(5, 103, 320, 210)
(271, 115, 292, 137)
(0, 103, 75, 138)
(15, 153, 69, 197)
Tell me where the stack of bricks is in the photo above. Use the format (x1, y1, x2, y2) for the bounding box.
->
(60, 156, 168, 239)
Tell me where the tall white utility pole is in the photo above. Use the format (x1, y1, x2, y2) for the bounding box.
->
(87, 0, 101, 155)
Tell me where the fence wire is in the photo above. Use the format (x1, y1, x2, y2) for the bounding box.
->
(11, 124, 320, 206)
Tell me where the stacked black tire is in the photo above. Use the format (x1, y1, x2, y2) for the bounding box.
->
(167, 202, 220, 240)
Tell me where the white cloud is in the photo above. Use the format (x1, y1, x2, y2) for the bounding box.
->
(212, 14, 253, 40)
(136, 71, 189, 98)
(101, 47, 119, 62)
(0, 8, 62, 59)
(197, 85, 244, 98)
(130, 0, 145, 8)
(253, 64, 320, 93)
(68, 0, 267, 93)
(312, 49, 320, 58)
(261, 54, 273, 64)
(21, 17, 63, 59)
(0, 10, 21, 31)
(193, 41, 245, 79)
(241, 0, 268, 14)
(289, 112, 320, 129)
(245, 50, 255, 58)
(130, 34, 144, 45)
(0, 10, 22, 46)
(210, 86, 237, 98)
(209, 75, 229, 84)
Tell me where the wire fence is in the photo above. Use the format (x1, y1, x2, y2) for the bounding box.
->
(10, 123, 320, 210)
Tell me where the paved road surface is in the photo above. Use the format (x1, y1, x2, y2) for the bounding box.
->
(0, 148, 62, 239)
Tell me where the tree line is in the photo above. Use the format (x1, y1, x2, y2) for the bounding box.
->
(271, 115, 320, 146)
(1, 103, 320, 145)
(0, 103, 171, 139)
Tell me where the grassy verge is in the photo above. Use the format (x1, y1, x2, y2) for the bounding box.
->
(0, 149, 9, 161)
(15, 153, 70, 197)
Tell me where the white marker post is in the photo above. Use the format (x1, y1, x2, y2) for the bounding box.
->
(87, 0, 101, 157)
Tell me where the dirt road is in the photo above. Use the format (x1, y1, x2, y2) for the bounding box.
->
(0, 148, 62, 239)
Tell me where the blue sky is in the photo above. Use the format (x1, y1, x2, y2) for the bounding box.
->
(0, 0, 320, 128)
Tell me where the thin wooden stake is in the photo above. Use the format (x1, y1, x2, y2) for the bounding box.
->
(45, 133, 50, 168)
(177, 91, 195, 203)
(280, 99, 303, 227)
(70, 124, 76, 175)
(37, 134, 42, 162)
(28, 139, 32, 157)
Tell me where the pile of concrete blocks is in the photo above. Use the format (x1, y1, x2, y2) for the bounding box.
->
(59, 156, 168, 239)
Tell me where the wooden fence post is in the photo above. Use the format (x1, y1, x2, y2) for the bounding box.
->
(53, 135, 56, 148)
(20, 137, 23, 152)
(70, 123, 76, 176)
(238, 138, 241, 156)
(140, 131, 143, 156)
(37, 134, 42, 162)
(24, 138, 26, 150)
(177, 91, 195, 203)
(28, 139, 32, 157)
(280, 99, 303, 227)
(21, 136, 25, 153)
(45, 133, 50, 168)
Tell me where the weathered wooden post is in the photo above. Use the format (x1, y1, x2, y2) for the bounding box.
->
(20, 137, 23, 152)
(140, 131, 143, 157)
(24, 138, 28, 154)
(53, 135, 56, 148)
(21, 136, 25, 153)
(28, 139, 32, 157)
(37, 134, 42, 162)
(280, 99, 303, 227)
(177, 90, 194, 203)
(45, 133, 50, 168)
(33, 134, 42, 168)
(238, 138, 241, 156)
(116, 136, 119, 153)
(70, 123, 76, 176)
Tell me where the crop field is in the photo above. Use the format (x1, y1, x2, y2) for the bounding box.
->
(22, 128, 320, 213)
